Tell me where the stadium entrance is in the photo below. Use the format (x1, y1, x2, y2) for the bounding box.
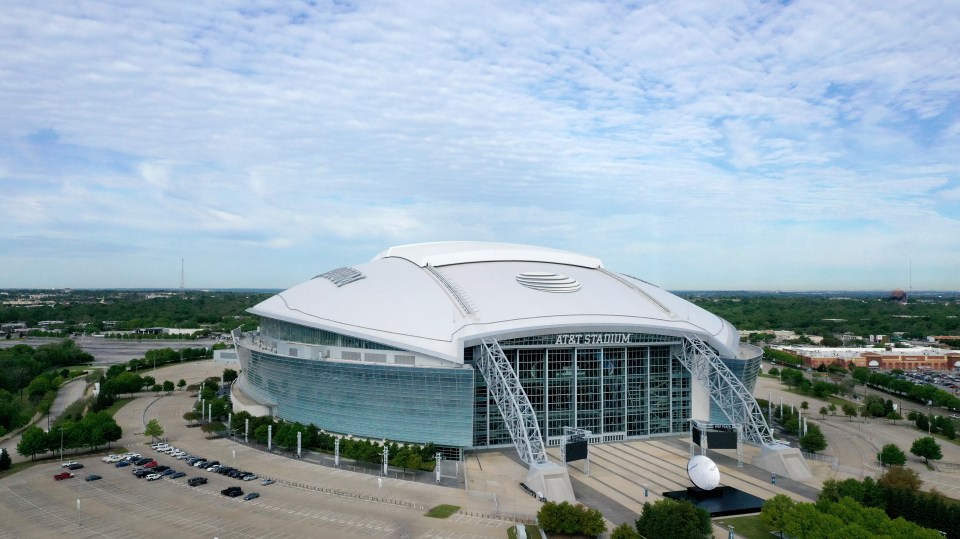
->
(469, 332, 691, 449)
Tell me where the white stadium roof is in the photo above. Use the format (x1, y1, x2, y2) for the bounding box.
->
(249, 242, 739, 363)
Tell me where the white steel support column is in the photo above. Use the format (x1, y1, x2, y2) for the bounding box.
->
(679, 334, 774, 445)
(476, 338, 548, 465)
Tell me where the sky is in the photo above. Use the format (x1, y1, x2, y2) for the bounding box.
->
(1, 1, 958, 291)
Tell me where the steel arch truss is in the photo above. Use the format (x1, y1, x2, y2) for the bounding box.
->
(679, 334, 774, 445)
(476, 338, 548, 465)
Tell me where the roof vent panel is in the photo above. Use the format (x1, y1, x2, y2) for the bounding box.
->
(516, 271, 581, 293)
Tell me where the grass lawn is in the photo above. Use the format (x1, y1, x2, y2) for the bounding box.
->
(506, 523, 540, 538)
(425, 504, 461, 518)
(102, 398, 134, 418)
(715, 515, 779, 539)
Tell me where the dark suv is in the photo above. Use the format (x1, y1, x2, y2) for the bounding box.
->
(221, 486, 243, 497)
(187, 477, 208, 487)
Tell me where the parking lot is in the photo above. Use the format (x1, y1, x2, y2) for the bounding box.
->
(0, 444, 518, 539)
(0, 361, 533, 538)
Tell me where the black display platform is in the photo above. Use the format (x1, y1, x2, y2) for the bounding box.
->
(663, 486, 765, 517)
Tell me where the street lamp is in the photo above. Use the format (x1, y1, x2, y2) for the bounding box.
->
(59, 426, 64, 464)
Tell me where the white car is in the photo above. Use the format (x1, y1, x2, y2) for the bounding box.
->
(145, 474, 162, 481)
(62, 461, 78, 468)
(101, 455, 121, 463)
(242, 474, 258, 481)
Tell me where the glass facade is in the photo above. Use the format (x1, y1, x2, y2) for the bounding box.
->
(710, 351, 763, 424)
(243, 349, 474, 447)
(240, 326, 756, 451)
(260, 318, 404, 351)
(471, 337, 692, 448)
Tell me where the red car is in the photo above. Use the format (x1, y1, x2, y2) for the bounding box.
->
(143, 461, 158, 468)
(54, 472, 74, 480)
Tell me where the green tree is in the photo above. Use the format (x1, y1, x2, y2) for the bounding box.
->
(819, 406, 829, 418)
(800, 424, 827, 453)
(253, 423, 271, 444)
(536, 501, 605, 537)
(162, 380, 174, 392)
(878, 465, 921, 492)
(761, 494, 795, 538)
(183, 411, 200, 425)
(784, 502, 845, 539)
(144, 418, 164, 441)
(877, 444, 907, 467)
(842, 403, 858, 421)
(610, 522, 641, 539)
(909, 437, 942, 464)
(200, 421, 227, 437)
(0, 447, 12, 470)
(16, 426, 49, 460)
(222, 368, 238, 383)
(177, 379, 186, 390)
(405, 452, 423, 473)
(635, 499, 711, 539)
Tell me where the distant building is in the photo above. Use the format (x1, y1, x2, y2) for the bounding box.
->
(776, 345, 960, 371)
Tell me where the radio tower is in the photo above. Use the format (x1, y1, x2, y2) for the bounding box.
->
(180, 258, 185, 298)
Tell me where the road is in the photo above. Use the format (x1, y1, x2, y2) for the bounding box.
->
(0, 336, 219, 365)
(1, 377, 92, 464)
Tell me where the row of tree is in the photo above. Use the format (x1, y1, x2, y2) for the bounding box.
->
(0, 290, 269, 334)
(0, 340, 93, 435)
(852, 368, 960, 411)
(16, 411, 122, 460)
(809, 466, 960, 538)
(686, 294, 960, 339)
(536, 501, 606, 537)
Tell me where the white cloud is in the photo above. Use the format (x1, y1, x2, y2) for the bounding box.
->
(0, 1, 957, 288)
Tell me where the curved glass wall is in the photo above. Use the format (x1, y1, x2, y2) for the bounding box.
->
(260, 318, 404, 351)
(709, 351, 763, 424)
(244, 349, 474, 447)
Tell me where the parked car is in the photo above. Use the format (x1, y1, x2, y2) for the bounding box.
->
(101, 455, 121, 463)
(66, 463, 84, 470)
(221, 486, 243, 497)
(133, 469, 151, 478)
(54, 472, 74, 480)
(115, 460, 131, 468)
(145, 474, 162, 481)
(243, 492, 259, 501)
(61, 461, 78, 468)
(192, 460, 208, 468)
(154, 465, 169, 472)
(187, 477, 208, 487)
(170, 472, 187, 479)
(143, 461, 158, 468)
(85, 474, 102, 481)
(261, 479, 275, 486)
(161, 469, 176, 476)
(242, 474, 258, 481)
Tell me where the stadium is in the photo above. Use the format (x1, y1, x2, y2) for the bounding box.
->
(232, 242, 794, 499)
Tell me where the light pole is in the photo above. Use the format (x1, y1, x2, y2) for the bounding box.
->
(60, 427, 64, 463)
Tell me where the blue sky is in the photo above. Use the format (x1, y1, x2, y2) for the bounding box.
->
(1, 1, 958, 290)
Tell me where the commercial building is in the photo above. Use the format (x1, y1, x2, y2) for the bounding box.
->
(232, 242, 784, 498)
